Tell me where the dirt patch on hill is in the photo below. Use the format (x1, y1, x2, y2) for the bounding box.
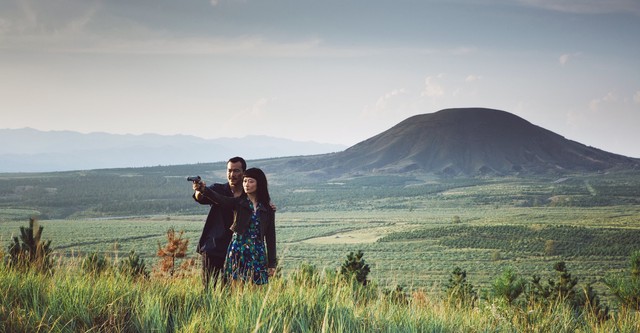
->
(302, 226, 396, 245)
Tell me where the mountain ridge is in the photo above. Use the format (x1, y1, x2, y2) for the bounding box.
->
(0, 128, 346, 173)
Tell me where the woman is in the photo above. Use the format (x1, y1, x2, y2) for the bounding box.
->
(198, 167, 276, 284)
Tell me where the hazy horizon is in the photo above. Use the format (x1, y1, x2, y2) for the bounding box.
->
(2, 0, 639, 157)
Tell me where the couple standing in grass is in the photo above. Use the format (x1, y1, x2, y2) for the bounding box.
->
(191, 156, 276, 289)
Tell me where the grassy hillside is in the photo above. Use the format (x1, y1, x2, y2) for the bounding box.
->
(1, 165, 640, 331)
(1, 161, 639, 220)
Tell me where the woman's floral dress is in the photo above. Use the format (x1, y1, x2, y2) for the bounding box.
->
(224, 201, 269, 284)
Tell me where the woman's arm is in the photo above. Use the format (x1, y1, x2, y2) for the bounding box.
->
(200, 186, 238, 209)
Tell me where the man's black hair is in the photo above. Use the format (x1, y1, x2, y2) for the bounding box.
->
(228, 156, 247, 171)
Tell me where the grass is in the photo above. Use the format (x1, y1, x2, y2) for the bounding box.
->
(1, 258, 639, 333)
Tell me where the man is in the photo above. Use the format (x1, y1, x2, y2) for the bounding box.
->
(192, 156, 246, 289)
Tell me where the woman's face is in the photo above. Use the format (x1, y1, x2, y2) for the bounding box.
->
(243, 177, 257, 195)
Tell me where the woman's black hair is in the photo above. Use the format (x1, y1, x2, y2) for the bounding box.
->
(243, 168, 271, 206)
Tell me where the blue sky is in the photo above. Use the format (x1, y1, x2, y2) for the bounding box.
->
(2, 0, 640, 157)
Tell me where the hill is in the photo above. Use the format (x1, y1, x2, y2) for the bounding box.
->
(290, 108, 639, 176)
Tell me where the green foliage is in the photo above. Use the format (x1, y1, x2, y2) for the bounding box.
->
(290, 262, 321, 286)
(491, 267, 526, 304)
(119, 249, 149, 279)
(2, 164, 638, 219)
(5, 217, 53, 273)
(379, 224, 640, 257)
(383, 284, 409, 305)
(340, 250, 370, 286)
(2, 258, 640, 332)
(445, 267, 477, 308)
(529, 261, 579, 306)
(581, 282, 610, 322)
(82, 252, 109, 275)
(604, 250, 640, 311)
(550, 261, 579, 302)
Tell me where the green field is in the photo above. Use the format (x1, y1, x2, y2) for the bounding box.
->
(2, 206, 639, 295)
(2, 165, 640, 331)
(1, 164, 640, 292)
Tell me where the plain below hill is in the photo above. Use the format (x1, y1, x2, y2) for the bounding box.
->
(285, 108, 640, 177)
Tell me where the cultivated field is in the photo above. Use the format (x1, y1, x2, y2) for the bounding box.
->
(2, 205, 639, 294)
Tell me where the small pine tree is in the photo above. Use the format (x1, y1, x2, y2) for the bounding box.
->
(119, 250, 149, 279)
(155, 227, 190, 277)
(6, 217, 53, 273)
(604, 250, 640, 311)
(492, 267, 526, 304)
(549, 261, 578, 303)
(82, 252, 109, 275)
(340, 250, 370, 286)
(445, 267, 477, 307)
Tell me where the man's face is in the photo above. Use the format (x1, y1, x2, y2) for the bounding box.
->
(227, 161, 244, 186)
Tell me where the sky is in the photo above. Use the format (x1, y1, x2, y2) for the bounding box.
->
(1, 0, 640, 158)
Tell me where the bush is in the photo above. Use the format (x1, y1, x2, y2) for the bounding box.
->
(605, 250, 640, 310)
(340, 250, 370, 286)
(82, 252, 109, 275)
(5, 217, 53, 273)
(154, 227, 193, 278)
(492, 267, 525, 304)
(445, 267, 477, 308)
(119, 250, 149, 279)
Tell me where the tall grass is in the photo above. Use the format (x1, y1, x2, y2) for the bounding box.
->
(1, 259, 639, 333)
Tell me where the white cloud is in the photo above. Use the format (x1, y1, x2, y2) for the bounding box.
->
(210, 0, 220, 6)
(249, 97, 274, 118)
(362, 88, 408, 118)
(465, 75, 482, 82)
(421, 75, 445, 97)
(559, 52, 581, 66)
(634, 91, 640, 105)
(589, 92, 618, 111)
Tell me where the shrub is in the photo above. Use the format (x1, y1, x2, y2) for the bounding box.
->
(492, 267, 525, 304)
(119, 250, 149, 279)
(154, 227, 192, 278)
(604, 250, 640, 310)
(82, 252, 109, 275)
(340, 250, 370, 286)
(6, 217, 53, 273)
(445, 267, 477, 308)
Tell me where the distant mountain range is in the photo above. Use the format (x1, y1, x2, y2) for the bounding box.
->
(0, 128, 347, 172)
(280, 108, 640, 177)
(4, 108, 638, 176)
